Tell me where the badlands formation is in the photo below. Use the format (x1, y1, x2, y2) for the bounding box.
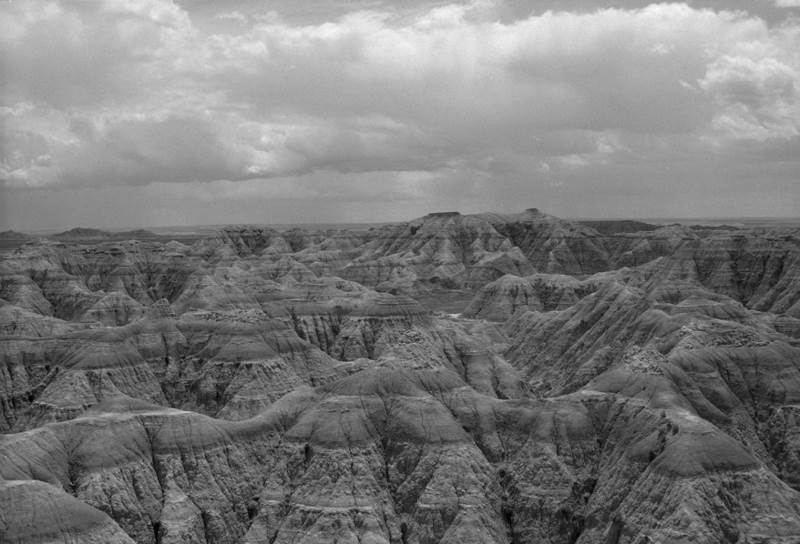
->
(1, 208, 800, 543)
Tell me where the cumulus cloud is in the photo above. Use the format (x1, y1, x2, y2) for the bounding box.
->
(1, 0, 799, 226)
(699, 23, 800, 142)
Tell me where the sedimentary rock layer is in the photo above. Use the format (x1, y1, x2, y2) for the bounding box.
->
(1, 209, 799, 543)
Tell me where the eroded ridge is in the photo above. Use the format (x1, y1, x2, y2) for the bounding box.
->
(2, 210, 800, 543)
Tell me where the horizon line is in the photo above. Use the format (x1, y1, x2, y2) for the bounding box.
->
(5, 212, 800, 236)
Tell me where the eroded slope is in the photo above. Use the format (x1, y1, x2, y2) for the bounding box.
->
(2, 210, 800, 543)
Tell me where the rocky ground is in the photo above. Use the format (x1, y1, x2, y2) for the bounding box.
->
(1, 208, 800, 543)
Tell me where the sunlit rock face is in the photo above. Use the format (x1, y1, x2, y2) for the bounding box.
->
(2, 210, 800, 544)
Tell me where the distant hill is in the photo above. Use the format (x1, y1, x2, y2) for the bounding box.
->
(51, 228, 159, 241)
(116, 229, 158, 238)
(579, 219, 658, 234)
(0, 230, 32, 240)
(0, 230, 34, 251)
(52, 227, 112, 239)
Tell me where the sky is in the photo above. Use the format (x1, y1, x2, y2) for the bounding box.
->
(1, 0, 799, 230)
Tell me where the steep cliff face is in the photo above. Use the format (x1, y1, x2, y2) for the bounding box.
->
(2, 208, 800, 543)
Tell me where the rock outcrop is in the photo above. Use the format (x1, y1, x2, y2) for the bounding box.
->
(2, 207, 800, 543)
(463, 273, 604, 320)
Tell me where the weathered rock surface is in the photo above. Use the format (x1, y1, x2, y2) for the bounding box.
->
(2, 208, 800, 543)
(463, 273, 603, 320)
